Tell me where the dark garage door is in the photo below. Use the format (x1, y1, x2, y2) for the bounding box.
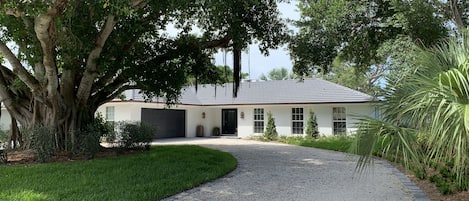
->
(141, 108, 186, 138)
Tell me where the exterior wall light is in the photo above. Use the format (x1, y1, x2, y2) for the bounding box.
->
(240, 111, 244, 119)
(202, 112, 206, 119)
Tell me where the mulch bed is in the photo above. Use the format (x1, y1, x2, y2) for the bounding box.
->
(392, 163, 469, 201)
(3, 147, 145, 165)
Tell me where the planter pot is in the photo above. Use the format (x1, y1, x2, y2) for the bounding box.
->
(196, 125, 204, 137)
(212, 127, 220, 136)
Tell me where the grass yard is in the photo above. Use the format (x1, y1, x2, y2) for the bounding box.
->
(277, 135, 353, 152)
(0, 145, 237, 201)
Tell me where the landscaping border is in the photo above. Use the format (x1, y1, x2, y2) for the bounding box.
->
(378, 160, 430, 201)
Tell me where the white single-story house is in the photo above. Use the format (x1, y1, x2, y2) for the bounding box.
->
(96, 78, 377, 138)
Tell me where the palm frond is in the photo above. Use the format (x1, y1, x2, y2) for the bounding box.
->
(354, 30, 469, 186)
(351, 117, 423, 173)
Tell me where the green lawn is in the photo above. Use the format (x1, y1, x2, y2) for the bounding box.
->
(0, 145, 237, 201)
(277, 135, 353, 152)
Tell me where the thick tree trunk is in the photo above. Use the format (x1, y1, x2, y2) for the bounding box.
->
(0, 3, 124, 156)
(14, 97, 96, 153)
(59, 105, 95, 152)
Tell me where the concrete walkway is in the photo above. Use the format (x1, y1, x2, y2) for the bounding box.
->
(152, 138, 428, 201)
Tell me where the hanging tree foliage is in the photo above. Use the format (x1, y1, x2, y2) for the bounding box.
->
(290, 0, 448, 77)
(0, 0, 287, 151)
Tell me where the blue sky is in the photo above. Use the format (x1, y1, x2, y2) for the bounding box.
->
(213, 1, 300, 80)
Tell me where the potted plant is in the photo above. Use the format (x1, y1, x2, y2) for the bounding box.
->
(212, 127, 220, 136)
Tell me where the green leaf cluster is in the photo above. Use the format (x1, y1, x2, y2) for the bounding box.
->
(290, 0, 447, 80)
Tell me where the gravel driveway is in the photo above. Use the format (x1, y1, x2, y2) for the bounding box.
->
(152, 138, 428, 201)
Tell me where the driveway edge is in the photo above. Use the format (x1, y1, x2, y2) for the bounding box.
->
(378, 160, 430, 201)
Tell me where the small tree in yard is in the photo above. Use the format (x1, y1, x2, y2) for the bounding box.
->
(264, 112, 278, 141)
(305, 110, 319, 138)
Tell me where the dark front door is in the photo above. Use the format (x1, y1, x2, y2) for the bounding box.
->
(222, 109, 237, 135)
(141, 108, 186, 138)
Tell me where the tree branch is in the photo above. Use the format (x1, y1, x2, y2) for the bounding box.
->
(0, 65, 35, 109)
(203, 34, 232, 49)
(0, 65, 16, 83)
(92, 34, 141, 93)
(0, 67, 31, 124)
(21, 15, 33, 29)
(91, 68, 139, 107)
(92, 73, 127, 99)
(5, 9, 21, 17)
(130, 0, 148, 9)
(6, 11, 43, 77)
(95, 85, 138, 107)
(0, 41, 42, 95)
(448, 0, 465, 31)
(35, 14, 59, 99)
(76, 15, 117, 106)
(92, 71, 121, 94)
(60, 69, 77, 106)
(367, 64, 386, 85)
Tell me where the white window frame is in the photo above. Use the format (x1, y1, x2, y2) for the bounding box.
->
(253, 108, 264, 133)
(333, 107, 346, 135)
(292, 108, 304, 134)
(105, 106, 115, 122)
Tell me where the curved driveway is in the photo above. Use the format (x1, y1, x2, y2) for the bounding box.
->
(152, 138, 426, 201)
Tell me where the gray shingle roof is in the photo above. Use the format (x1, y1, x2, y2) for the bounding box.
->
(129, 78, 373, 105)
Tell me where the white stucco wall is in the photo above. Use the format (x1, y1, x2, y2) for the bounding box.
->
(345, 104, 376, 133)
(233, 103, 375, 138)
(197, 107, 221, 136)
(0, 108, 11, 131)
(98, 101, 376, 139)
(185, 106, 203, 137)
(96, 102, 143, 122)
(237, 106, 254, 137)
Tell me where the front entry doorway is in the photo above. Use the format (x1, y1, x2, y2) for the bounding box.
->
(222, 109, 237, 135)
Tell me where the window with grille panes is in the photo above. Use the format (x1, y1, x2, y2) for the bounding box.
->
(253, 108, 264, 133)
(292, 108, 304, 134)
(105, 106, 115, 129)
(333, 107, 346, 135)
(105, 106, 115, 122)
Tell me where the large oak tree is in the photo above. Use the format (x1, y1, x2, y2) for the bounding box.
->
(0, 0, 287, 150)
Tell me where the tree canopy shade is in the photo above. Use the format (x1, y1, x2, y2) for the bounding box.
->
(0, 0, 287, 151)
(301, 35, 421, 97)
(289, 0, 448, 77)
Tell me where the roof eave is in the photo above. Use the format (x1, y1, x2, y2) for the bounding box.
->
(107, 99, 375, 107)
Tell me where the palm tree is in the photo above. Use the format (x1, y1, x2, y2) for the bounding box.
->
(351, 31, 469, 188)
